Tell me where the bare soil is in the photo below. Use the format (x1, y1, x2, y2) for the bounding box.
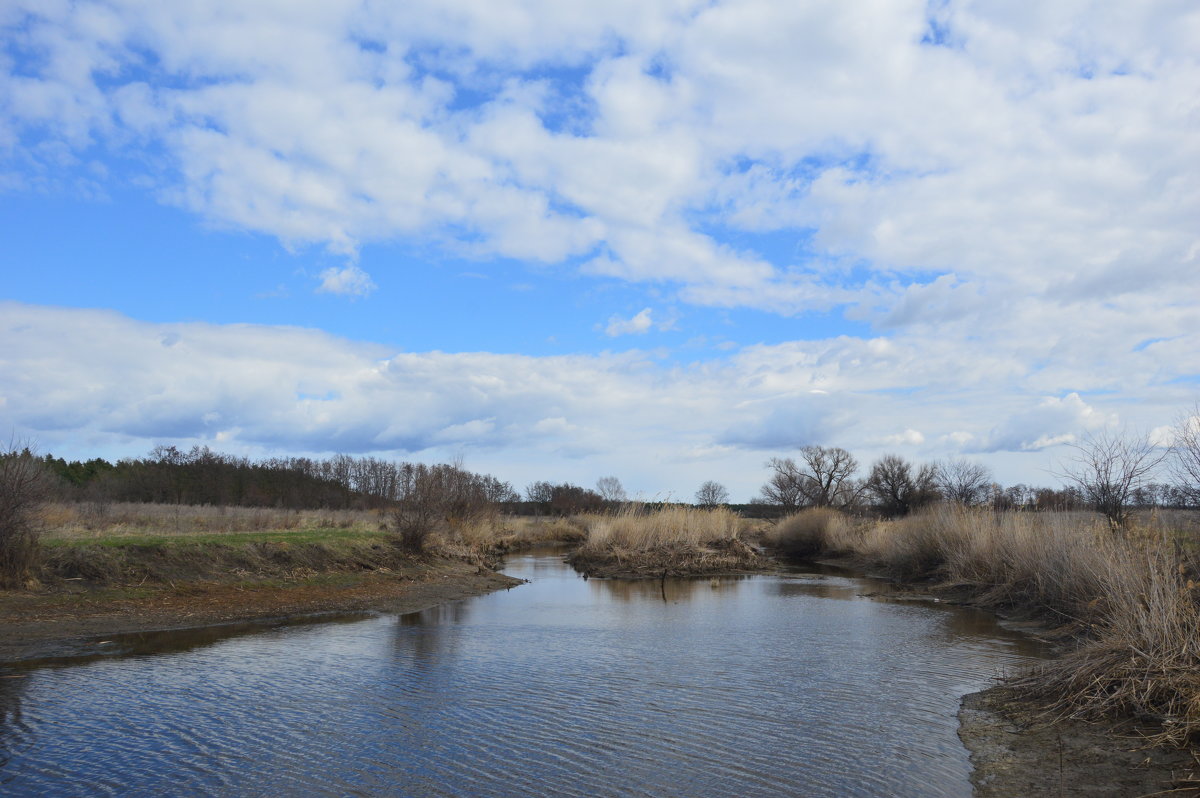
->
(959, 687, 1200, 797)
(0, 558, 522, 663)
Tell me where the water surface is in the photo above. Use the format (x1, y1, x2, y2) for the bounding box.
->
(0, 548, 1045, 796)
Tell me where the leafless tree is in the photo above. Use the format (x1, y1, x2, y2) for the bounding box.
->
(0, 442, 52, 587)
(796, 446, 861, 507)
(866, 454, 939, 517)
(695, 480, 730, 508)
(759, 457, 806, 510)
(759, 446, 863, 511)
(525, 481, 555, 505)
(935, 458, 993, 505)
(1169, 403, 1200, 505)
(392, 463, 499, 551)
(596, 476, 627, 503)
(1055, 429, 1169, 529)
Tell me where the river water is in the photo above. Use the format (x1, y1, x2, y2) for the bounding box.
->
(0, 548, 1045, 796)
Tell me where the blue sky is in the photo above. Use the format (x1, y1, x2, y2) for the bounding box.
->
(2, 1, 1198, 501)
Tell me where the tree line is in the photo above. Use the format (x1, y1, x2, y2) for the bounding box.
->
(35, 446, 521, 511)
(749, 421, 1200, 528)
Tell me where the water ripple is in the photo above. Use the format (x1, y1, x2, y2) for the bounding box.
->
(0, 551, 1046, 797)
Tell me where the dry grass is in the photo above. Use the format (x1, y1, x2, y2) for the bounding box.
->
(765, 507, 859, 559)
(1009, 538, 1200, 747)
(423, 515, 589, 566)
(40, 503, 593, 572)
(568, 505, 764, 577)
(40, 501, 383, 539)
(769, 504, 1200, 746)
(41, 537, 418, 587)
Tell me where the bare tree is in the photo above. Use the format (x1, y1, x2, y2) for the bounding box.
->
(758, 446, 863, 511)
(866, 454, 939, 517)
(392, 463, 499, 552)
(695, 480, 730, 508)
(935, 458, 993, 505)
(1056, 429, 1169, 528)
(595, 476, 627, 504)
(1169, 403, 1200, 505)
(0, 443, 52, 587)
(759, 457, 805, 511)
(525, 481, 555, 505)
(796, 445, 861, 507)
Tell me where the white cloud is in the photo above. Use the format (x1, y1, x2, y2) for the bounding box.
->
(981, 393, 1117, 453)
(4, 0, 1195, 321)
(882, 429, 925, 447)
(3, 4, 1200, 495)
(316, 264, 376, 297)
(604, 308, 654, 337)
(2, 303, 1197, 498)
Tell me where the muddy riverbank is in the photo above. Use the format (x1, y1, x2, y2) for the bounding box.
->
(0, 558, 522, 663)
(959, 687, 1199, 797)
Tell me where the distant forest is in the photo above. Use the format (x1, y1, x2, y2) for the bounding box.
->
(37, 446, 510, 511)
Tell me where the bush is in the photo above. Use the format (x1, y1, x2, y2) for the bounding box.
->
(391, 463, 498, 552)
(0, 446, 52, 587)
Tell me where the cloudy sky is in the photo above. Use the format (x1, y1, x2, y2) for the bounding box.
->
(2, 1, 1198, 501)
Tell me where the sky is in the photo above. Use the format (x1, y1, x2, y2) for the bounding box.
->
(1, 0, 1198, 502)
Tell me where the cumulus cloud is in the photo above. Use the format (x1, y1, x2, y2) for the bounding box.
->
(2, 303, 1198, 496)
(2, 1, 1195, 321)
(2, 3, 1199, 495)
(316, 264, 376, 297)
(604, 308, 654, 337)
(882, 429, 925, 447)
(980, 393, 1117, 453)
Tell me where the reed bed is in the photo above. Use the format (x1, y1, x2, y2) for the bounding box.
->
(768, 505, 1200, 746)
(428, 515, 588, 565)
(568, 505, 764, 577)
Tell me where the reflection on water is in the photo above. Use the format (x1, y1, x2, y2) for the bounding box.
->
(0, 547, 1047, 797)
(590, 574, 755, 603)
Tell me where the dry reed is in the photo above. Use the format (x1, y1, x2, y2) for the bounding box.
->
(569, 505, 763, 577)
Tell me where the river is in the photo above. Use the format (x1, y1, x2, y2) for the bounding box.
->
(0, 547, 1045, 796)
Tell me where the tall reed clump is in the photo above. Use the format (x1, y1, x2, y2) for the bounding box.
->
(765, 507, 860, 560)
(856, 506, 1119, 619)
(568, 505, 763, 577)
(1010, 537, 1200, 746)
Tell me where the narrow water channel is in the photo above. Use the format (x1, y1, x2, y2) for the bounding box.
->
(0, 548, 1046, 796)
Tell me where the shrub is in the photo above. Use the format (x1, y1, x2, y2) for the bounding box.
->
(391, 463, 499, 552)
(0, 446, 52, 587)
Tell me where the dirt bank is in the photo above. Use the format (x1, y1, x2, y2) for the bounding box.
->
(0, 558, 522, 663)
(959, 687, 1199, 797)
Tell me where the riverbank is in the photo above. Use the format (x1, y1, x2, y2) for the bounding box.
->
(959, 687, 1199, 797)
(780, 504, 1200, 796)
(1, 516, 533, 664)
(843, 559, 1200, 794)
(0, 557, 521, 663)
